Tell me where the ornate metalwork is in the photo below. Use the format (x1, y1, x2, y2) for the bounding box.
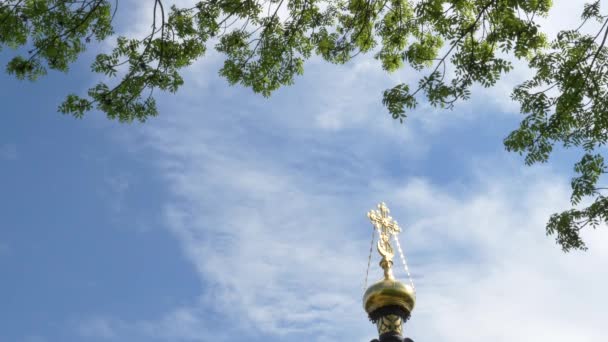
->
(367, 202, 401, 280)
(377, 314, 403, 335)
(364, 202, 416, 341)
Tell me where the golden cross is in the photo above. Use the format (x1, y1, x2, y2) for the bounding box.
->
(367, 202, 401, 279)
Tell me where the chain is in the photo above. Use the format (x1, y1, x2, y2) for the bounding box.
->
(363, 225, 376, 292)
(393, 234, 415, 291)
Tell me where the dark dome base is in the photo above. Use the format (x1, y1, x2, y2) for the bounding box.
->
(370, 336, 414, 342)
(367, 305, 411, 323)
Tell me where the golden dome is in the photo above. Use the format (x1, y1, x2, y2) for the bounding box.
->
(363, 278, 416, 316)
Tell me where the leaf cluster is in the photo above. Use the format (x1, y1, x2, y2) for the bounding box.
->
(505, 1, 608, 251)
(3, 0, 608, 251)
(2, 0, 113, 80)
(1, 0, 550, 123)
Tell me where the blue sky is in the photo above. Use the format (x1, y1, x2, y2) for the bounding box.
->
(1, 1, 608, 342)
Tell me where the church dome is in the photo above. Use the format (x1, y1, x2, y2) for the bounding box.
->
(363, 278, 416, 318)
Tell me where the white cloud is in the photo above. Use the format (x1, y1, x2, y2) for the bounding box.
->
(390, 169, 608, 342)
(85, 2, 608, 341)
(99, 93, 607, 342)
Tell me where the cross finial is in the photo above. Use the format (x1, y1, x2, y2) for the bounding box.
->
(367, 202, 401, 280)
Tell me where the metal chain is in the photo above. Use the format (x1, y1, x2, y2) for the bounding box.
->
(393, 234, 415, 291)
(363, 225, 376, 292)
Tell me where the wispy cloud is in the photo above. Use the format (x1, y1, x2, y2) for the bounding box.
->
(99, 63, 608, 342)
(79, 2, 608, 341)
(117, 107, 608, 341)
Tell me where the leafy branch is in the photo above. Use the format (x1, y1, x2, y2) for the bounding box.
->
(3, 0, 608, 251)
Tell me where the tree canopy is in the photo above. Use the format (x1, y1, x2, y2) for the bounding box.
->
(2, 0, 608, 252)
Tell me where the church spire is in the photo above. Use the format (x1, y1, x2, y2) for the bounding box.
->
(363, 203, 416, 342)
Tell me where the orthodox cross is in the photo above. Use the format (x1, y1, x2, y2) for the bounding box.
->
(367, 202, 401, 279)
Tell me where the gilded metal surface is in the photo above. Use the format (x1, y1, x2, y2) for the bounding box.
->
(363, 278, 416, 314)
(367, 202, 401, 280)
(364, 203, 416, 338)
(377, 314, 403, 335)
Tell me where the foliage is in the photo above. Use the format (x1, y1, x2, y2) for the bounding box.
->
(1, 0, 608, 251)
(504, 1, 608, 251)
